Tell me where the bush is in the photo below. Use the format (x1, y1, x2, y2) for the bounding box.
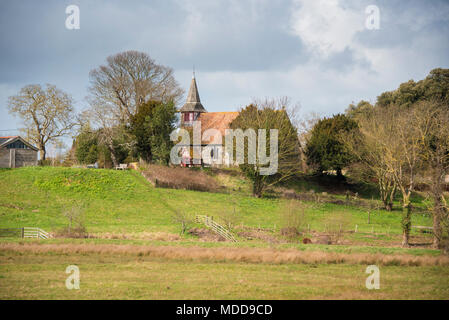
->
(38, 159, 52, 166)
(323, 211, 351, 244)
(142, 164, 221, 192)
(279, 200, 309, 241)
(54, 226, 89, 238)
(60, 200, 88, 238)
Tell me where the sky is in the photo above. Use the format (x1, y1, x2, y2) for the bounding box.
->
(1, 0, 448, 154)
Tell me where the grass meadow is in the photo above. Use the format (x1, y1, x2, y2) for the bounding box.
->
(0, 166, 447, 299)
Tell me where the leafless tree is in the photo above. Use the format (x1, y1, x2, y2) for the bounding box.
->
(342, 111, 397, 211)
(8, 84, 77, 160)
(62, 200, 86, 235)
(83, 103, 123, 167)
(88, 50, 183, 125)
(279, 200, 309, 239)
(412, 100, 449, 248)
(295, 109, 321, 173)
(218, 194, 241, 230)
(353, 104, 421, 246)
(171, 209, 193, 235)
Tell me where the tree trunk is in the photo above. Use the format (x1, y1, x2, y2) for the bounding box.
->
(336, 168, 344, 179)
(252, 178, 264, 198)
(39, 145, 46, 161)
(109, 148, 118, 167)
(105, 136, 119, 167)
(431, 166, 444, 249)
(401, 203, 412, 247)
(432, 206, 442, 249)
(380, 190, 392, 211)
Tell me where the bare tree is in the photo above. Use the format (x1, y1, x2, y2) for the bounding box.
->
(279, 200, 309, 239)
(354, 104, 421, 246)
(297, 111, 321, 173)
(84, 103, 123, 167)
(8, 84, 77, 160)
(88, 50, 183, 125)
(61, 200, 86, 236)
(388, 105, 422, 246)
(171, 209, 193, 235)
(218, 194, 241, 230)
(342, 111, 397, 211)
(412, 100, 449, 248)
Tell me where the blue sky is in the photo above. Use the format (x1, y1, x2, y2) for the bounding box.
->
(1, 0, 448, 154)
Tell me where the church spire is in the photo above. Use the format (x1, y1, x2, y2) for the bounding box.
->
(180, 71, 206, 113)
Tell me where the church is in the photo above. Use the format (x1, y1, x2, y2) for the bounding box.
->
(178, 74, 239, 167)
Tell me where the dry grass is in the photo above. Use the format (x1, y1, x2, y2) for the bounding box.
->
(90, 232, 181, 241)
(2, 253, 448, 299)
(141, 164, 221, 192)
(1, 243, 448, 267)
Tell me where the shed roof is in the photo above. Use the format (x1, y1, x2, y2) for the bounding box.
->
(0, 136, 39, 151)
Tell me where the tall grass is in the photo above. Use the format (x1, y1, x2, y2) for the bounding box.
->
(2, 243, 448, 266)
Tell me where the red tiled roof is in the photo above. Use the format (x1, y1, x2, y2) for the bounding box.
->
(197, 112, 239, 144)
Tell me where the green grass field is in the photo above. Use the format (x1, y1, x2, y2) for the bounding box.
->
(1, 247, 448, 299)
(0, 167, 434, 237)
(0, 167, 447, 299)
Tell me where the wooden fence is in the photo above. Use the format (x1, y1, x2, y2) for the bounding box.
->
(0, 228, 23, 238)
(0, 227, 51, 239)
(196, 215, 237, 242)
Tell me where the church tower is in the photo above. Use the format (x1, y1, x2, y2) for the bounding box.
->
(179, 73, 207, 126)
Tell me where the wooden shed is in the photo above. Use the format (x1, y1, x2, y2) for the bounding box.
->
(0, 136, 38, 168)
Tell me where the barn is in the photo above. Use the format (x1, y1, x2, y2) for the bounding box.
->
(0, 136, 38, 168)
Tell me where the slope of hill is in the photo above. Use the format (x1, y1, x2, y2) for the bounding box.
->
(0, 167, 433, 247)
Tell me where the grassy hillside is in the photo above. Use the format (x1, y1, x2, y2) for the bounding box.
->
(0, 167, 446, 300)
(0, 167, 433, 244)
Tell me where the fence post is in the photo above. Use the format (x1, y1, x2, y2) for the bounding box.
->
(21, 227, 24, 238)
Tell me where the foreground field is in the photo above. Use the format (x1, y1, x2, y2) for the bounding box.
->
(1, 244, 448, 299)
(0, 167, 446, 300)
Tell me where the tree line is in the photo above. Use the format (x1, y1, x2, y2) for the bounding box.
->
(304, 68, 449, 248)
(8, 51, 183, 167)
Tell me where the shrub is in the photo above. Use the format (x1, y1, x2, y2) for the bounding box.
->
(38, 159, 52, 166)
(141, 164, 221, 192)
(279, 200, 309, 241)
(323, 211, 351, 244)
(217, 195, 241, 230)
(54, 226, 89, 238)
(60, 200, 88, 238)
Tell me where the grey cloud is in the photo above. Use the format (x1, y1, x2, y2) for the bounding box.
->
(0, 0, 448, 138)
